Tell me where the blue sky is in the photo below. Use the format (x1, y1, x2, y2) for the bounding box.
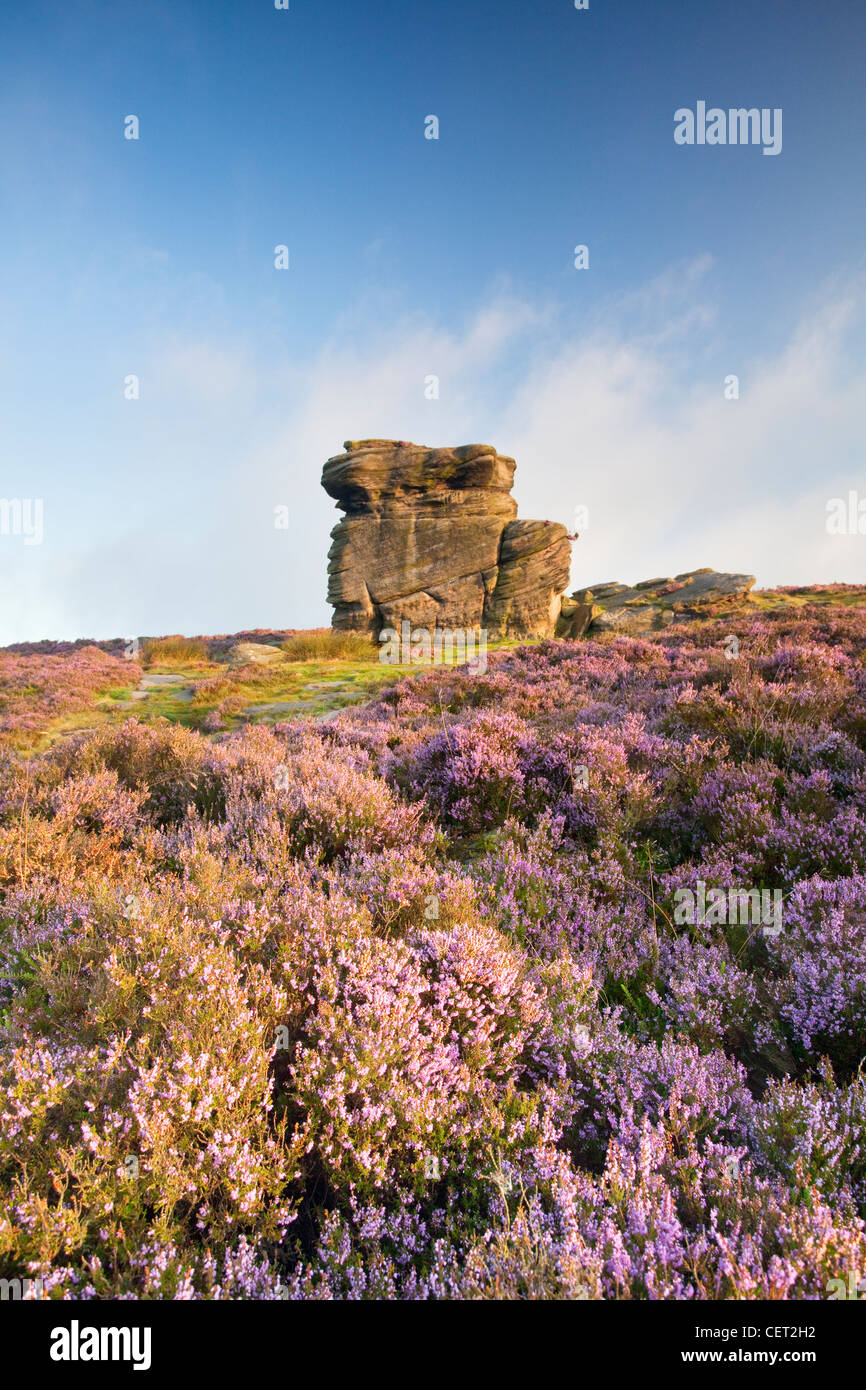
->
(1, 0, 865, 643)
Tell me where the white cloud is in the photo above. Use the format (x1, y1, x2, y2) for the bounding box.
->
(503, 271, 866, 590)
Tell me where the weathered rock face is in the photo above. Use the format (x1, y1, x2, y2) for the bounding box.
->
(323, 440, 571, 638)
(556, 569, 757, 637)
(557, 596, 602, 640)
(485, 520, 572, 637)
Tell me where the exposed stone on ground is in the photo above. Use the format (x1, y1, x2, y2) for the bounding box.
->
(567, 570, 757, 636)
(556, 597, 602, 640)
(322, 440, 571, 639)
(321, 444, 761, 645)
(228, 642, 285, 667)
(115, 673, 193, 708)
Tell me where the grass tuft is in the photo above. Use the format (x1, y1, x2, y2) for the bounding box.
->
(141, 636, 211, 667)
(281, 630, 375, 661)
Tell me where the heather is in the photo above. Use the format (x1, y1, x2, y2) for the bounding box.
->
(0, 646, 141, 750)
(1, 604, 866, 1298)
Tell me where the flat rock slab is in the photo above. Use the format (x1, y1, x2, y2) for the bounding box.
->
(242, 700, 309, 717)
(116, 673, 194, 707)
(301, 681, 354, 691)
(323, 440, 517, 510)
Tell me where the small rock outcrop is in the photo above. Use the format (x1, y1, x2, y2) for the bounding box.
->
(323, 440, 571, 638)
(557, 569, 757, 637)
(228, 642, 285, 667)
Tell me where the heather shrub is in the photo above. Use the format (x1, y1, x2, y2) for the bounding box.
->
(49, 770, 146, 845)
(472, 812, 657, 984)
(0, 897, 300, 1296)
(283, 917, 554, 1200)
(0, 646, 141, 749)
(330, 846, 480, 938)
(567, 1028, 755, 1167)
(3, 603, 866, 1299)
(205, 725, 433, 864)
(53, 719, 212, 826)
(765, 875, 866, 1070)
(646, 936, 771, 1055)
(750, 1063, 866, 1215)
(189, 676, 234, 706)
(401, 711, 532, 835)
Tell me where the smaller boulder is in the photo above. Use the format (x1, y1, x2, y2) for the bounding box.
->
(556, 601, 602, 639)
(228, 642, 285, 667)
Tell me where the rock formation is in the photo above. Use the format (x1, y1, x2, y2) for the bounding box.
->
(322, 440, 571, 638)
(557, 569, 757, 638)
